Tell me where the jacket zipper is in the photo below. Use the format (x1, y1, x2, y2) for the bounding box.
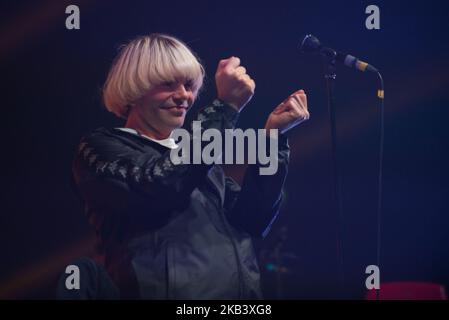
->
(207, 179, 244, 299)
(218, 206, 244, 299)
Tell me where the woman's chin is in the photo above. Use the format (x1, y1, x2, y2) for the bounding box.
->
(164, 119, 185, 131)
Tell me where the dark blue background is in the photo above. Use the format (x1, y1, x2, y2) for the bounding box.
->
(0, 0, 448, 299)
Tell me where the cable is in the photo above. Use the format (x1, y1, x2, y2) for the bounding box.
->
(375, 72, 385, 300)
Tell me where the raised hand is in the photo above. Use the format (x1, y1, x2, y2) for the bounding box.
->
(265, 89, 310, 135)
(215, 56, 256, 112)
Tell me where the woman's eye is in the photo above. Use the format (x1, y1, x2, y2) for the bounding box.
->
(162, 81, 174, 87)
(161, 80, 194, 91)
(184, 80, 194, 90)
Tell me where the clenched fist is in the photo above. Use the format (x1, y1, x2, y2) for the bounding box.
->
(215, 56, 255, 112)
(265, 89, 310, 135)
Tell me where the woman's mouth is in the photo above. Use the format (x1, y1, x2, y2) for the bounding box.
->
(161, 105, 187, 116)
(162, 105, 188, 110)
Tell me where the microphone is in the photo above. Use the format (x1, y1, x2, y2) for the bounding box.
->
(299, 34, 378, 73)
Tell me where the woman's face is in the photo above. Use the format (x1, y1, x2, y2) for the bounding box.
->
(133, 79, 196, 137)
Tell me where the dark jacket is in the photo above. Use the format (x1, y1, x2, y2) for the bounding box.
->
(72, 100, 290, 299)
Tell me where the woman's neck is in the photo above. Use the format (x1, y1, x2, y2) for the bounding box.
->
(124, 113, 171, 140)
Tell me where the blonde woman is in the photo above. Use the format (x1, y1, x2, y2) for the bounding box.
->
(71, 33, 309, 299)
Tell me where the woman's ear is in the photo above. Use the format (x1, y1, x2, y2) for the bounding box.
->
(123, 104, 133, 119)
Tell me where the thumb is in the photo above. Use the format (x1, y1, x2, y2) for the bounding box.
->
(273, 102, 287, 115)
(218, 57, 233, 69)
(221, 56, 241, 72)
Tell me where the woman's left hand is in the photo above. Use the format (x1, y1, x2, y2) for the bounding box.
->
(264, 89, 310, 135)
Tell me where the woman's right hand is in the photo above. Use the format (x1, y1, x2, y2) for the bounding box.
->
(215, 56, 255, 112)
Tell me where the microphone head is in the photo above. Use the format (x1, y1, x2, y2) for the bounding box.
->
(299, 34, 322, 53)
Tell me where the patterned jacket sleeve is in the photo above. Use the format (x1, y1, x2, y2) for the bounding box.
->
(73, 100, 239, 213)
(224, 134, 290, 238)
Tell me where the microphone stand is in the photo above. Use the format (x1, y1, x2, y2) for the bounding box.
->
(321, 48, 346, 299)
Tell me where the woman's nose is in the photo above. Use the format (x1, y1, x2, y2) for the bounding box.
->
(172, 84, 192, 106)
(174, 84, 190, 99)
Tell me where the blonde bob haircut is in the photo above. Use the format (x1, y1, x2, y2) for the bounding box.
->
(103, 34, 205, 119)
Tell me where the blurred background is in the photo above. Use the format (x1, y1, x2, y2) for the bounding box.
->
(0, 0, 448, 299)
